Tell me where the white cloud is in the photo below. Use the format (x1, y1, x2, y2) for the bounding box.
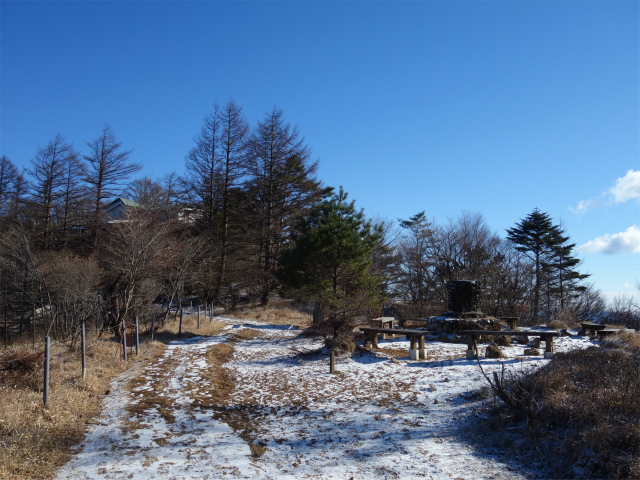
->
(569, 197, 601, 216)
(579, 225, 640, 254)
(610, 170, 640, 203)
(571, 169, 640, 215)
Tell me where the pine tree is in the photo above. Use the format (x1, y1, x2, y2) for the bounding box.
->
(506, 208, 588, 321)
(546, 231, 590, 312)
(397, 211, 435, 305)
(506, 209, 561, 322)
(277, 187, 381, 349)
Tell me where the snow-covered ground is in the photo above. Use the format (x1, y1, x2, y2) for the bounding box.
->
(55, 317, 595, 480)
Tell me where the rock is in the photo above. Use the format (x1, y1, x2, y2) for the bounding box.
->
(444, 377, 450, 383)
(529, 338, 541, 348)
(485, 344, 506, 358)
(434, 399, 439, 404)
(494, 335, 512, 347)
(524, 348, 540, 356)
(391, 358, 400, 364)
(560, 329, 569, 337)
(516, 335, 530, 345)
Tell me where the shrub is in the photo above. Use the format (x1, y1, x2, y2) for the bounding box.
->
(0, 350, 45, 390)
(482, 341, 640, 479)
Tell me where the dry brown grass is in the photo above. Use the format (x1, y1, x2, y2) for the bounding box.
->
(154, 311, 228, 338)
(480, 330, 640, 479)
(547, 319, 568, 330)
(223, 299, 313, 328)
(0, 335, 160, 480)
(0, 311, 225, 480)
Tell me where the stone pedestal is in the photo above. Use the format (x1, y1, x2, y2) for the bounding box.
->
(466, 349, 478, 360)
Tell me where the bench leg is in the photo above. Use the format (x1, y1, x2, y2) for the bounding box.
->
(372, 333, 379, 349)
(418, 336, 427, 360)
(466, 335, 478, 360)
(544, 336, 554, 359)
(408, 335, 418, 360)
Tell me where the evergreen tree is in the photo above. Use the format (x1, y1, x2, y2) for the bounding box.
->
(506, 208, 588, 321)
(277, 187, 381, 349)
(397, 211, 435, 305)
(546, 230, 590, 312)
(506, 209, 560, 321)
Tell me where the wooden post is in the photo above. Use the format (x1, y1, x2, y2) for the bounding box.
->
(197, 307, 200, 329)
(31, 278, 36, 348)
(178, 308, 183, 336)
(135, 317, 139, 355)
(372, 333, 379, 349)
(122, 319, 127, 361)
(81, 323, 86, 378)
(43, 336, 50, 406)
(151, 313, 155, 342)
(330, 349, 336, 374)
(4, 271, 8, 349)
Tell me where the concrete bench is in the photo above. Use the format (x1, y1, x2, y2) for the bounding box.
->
(598, 328, 635, 339)
(370, 317, 395, 337)
(360, 327, 430, 360)
(459, 330, 560, 359)
(397, 317, 430, 328)
(499, 317, 518, 329)
(581, 322, 606, 337)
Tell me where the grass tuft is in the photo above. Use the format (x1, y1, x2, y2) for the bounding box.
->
(478, 331, 640, 479)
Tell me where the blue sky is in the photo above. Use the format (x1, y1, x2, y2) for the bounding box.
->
(1, 1, 638, 303)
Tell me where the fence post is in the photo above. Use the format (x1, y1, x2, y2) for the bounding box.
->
(135, 317, 139, 355)
(122, 319, 127, 361)
(43, 336, 50, 406)
(197, 307, 200, 329)
(330, 349, 336, 374)
(4, 270, 8, 349)
(178, 309, 183, 336)
(151, 312, 155, 342)
(81, 323, 86, 378)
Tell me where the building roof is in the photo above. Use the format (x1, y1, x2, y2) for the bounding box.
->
(108, 197, 141, 208)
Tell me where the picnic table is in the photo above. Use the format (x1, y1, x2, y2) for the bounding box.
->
(581, 322, 606, 337)
(459, 329, 560, 359)
(360, 327, 430, 360)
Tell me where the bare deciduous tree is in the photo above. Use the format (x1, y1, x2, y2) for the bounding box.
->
(84, 125, 140, 247)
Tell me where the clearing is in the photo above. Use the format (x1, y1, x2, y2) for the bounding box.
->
(54, 315, 593, 480)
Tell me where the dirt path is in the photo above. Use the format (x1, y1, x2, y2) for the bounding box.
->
(55, 317, 579, 479)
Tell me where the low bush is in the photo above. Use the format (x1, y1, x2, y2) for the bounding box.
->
(0, 350, 45, 391)
(482, 336, 640, 479)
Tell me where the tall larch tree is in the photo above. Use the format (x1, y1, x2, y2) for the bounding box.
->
(246, 106, 325, 305)
(84, 125, 140, 247)
(29, 134, 77, 249)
